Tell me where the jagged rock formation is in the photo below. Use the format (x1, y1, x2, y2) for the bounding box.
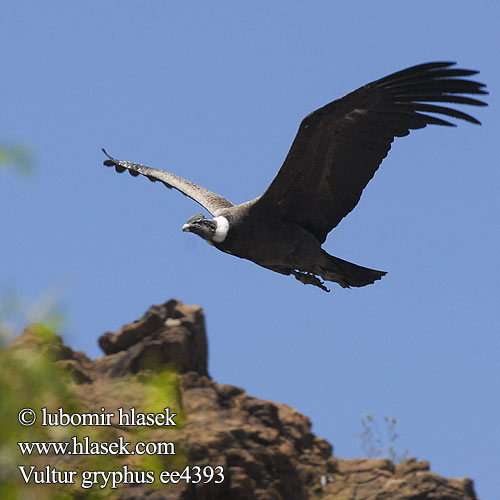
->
(10, 300, 477, 500)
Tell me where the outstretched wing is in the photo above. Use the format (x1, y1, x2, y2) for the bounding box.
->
(102, 149, 233, 215)
(253, 62, 488, 243)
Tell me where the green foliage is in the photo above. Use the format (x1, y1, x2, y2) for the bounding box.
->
(356, 413, 409, 463)
(0, 324, 84, 499)
(0, 145, 33, 175)
(0, 288, 66, 344)
(0, 321, 183, 499)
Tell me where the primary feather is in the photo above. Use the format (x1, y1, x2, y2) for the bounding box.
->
(253, 62, 487, 243)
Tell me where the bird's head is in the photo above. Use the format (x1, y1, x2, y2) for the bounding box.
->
(182, 214, 229, 243)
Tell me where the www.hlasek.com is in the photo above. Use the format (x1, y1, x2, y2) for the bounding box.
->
(16, 407, 225, 489)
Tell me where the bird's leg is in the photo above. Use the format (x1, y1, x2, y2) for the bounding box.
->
(291, 271, 330, 293)
(263, 265, 330, 292)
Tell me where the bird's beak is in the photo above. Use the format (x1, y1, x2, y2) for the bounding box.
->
(182, 224, 191, 233)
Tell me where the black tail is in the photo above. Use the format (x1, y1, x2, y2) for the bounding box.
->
(321, 252, 387, 288)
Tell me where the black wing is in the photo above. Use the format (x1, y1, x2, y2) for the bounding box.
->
(253, 62, 488, 243)
(102, 149, 233, 215)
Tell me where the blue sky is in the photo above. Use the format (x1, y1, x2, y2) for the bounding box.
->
(1, 2, 498, 498)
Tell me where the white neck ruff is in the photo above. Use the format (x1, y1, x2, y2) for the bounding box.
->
(213, 216, 229, 242)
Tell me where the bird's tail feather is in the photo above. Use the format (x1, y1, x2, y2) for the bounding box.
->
(321, 252, 387, 288)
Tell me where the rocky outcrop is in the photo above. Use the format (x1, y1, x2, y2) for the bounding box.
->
(8, 300, 477, 500)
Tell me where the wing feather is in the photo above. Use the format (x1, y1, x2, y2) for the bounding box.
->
(102, 149, 233, 215)
(253, 62, 487, 243)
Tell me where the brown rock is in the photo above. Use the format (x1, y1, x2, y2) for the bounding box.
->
(95, 299, 208, 377)
(5, 300, 478, 500)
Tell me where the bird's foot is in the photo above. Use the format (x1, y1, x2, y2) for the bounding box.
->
(292, 270, 330, 292)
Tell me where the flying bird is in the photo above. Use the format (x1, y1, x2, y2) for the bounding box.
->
(103, 61, 487, 292)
